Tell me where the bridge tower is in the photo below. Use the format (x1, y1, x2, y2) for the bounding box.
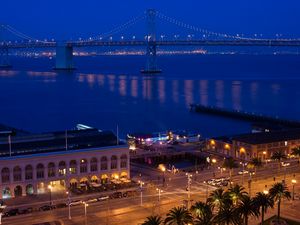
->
(54, 42, 74, 70)
(141, 9, 161, 74)
(0, 24, 11, 69)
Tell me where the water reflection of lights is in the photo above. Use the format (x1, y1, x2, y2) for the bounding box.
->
(158, 79, 165, 104)
(108, 75, 116, 92)
(119, 76, 127, 96)
(0, 70, 18, 77)
(184, 80, 193, 108)
(131, 78, 138, 98)
(199, 80, 208, 106)
(232, 81, 242, 110)
(172, 80, 179, 103)
(215, 80, 224, 108)
(27, 71, 57, 77)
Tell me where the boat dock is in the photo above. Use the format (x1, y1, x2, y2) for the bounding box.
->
(190, 104, 300, 128)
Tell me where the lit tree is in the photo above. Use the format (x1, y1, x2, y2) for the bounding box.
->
(269, 182, 291, 222)
(253, 192, 274, 225)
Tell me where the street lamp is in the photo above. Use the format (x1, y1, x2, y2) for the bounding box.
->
(48, 185, 52, 206)
(263, 151, 267, 165)
(159, 164, 166, 186)
(83, 201, 89, 225)
(292, 179, 297, 200)
(240, 162, 247, 185)
(138, 180, 144, 206)
(66, 191, 71, 220)
(156, 188, 163, 202)
(0, 204, 6, 225)
(186, 173, 192, 209)
(263, 185, 269, 194)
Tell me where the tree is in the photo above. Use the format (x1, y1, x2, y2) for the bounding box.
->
(191, 201, 214, 225)
(214, 203, 240, 225)
(247, 157, 262, 175)
(207, 188, 231, 210)
(291, 147, 300, 165)
(269, 182, 291, 222)
(228, 184, 248, 205)
(142, 215, 163, 225)
(223, 157, 238, 184)
(164, 206, 193, 225)
(253, 192, 274, 225)
(234, 195, 259, 225)
(271, 151, 287, 173)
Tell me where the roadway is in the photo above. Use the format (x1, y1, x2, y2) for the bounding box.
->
(3, 159, 300, 225)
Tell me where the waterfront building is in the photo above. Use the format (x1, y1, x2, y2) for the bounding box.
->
(0, 128, 130, 199)
(207, 129, 300, 161)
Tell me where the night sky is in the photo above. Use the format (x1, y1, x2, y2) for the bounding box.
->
(1, 0, 300, 40)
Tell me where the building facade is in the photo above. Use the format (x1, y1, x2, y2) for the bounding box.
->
(0, 145, 130, 199)
(207, 129, 300, 161)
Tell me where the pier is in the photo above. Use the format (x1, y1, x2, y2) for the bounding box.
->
(190, 104, 300, 128)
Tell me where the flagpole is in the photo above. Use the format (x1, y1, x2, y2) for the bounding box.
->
(117, 125, 119, 145)
(8, 135, 11, 157)
(65, 130, 68, 150)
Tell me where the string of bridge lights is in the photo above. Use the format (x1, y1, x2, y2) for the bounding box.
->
(155, 11, 300, 41)
(78, 13, 146, 42)
(1, 24, 54, 44)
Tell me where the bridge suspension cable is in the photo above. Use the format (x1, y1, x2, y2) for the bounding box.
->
(1, 24, 54, 44)
(78, 13, 146, 42)
(156, 11, 264, 40)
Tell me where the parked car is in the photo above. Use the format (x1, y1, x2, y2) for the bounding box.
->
(39, 205, 53, 211)
(238, 170, 249, 175)
(4, 208, 19, 217)
(56, 203, 67, 208)
(19, 207, 33, 214)
(97, 196, 109, 201)
(281, 162, 290, 167)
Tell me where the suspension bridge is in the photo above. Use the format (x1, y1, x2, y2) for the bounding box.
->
(1, 9, 300, 73)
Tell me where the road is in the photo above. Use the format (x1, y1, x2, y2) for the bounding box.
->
(2, 159, 300, 225)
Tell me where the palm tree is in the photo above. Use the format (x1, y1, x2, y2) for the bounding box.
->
(234, 195, 259, 225)
(269, 182, 291, 222)
(253, 192, 274, 225)
(142, 215, 163, 225)
(164, 206, 193, 225)
(214, 203, 240, 225)
(228, 184, 248, 205)
(291, 147, 300, 165)
(191, 201, 214, 225)
(247, 157, 262, 175)
(223, 157, 238, 184)
(271, 150, 287, 173)
(208, 188, 231, 210)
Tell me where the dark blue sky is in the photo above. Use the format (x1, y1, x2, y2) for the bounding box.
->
(1, 0, 300, 40)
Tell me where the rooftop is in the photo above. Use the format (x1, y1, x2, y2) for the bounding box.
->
(0, 128, 118, 157)
(232, 129, 300, 145)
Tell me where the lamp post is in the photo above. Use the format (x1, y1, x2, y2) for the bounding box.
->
(240, 162, 247, 185)
(0, 204, 6, 225)
(263, 185, 269, 194)
(186, 173, 192, 209)
(263, 151, 267, 165)
(138, 180, 144, 206)
(156, 188, 163, 215)
(83, 201, 89, 225)
(159, 165, 166, 187)
(292, 179, 297, 200)
(48, 185, 52, 206)
(66, 191, 71, 220)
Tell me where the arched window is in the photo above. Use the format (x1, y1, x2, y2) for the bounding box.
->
(48, 162, 55, 178)
(69, 160, 77, 174)
(25, 165, 33, 180)
(80, 159, 87, 173)
(13, 166, 22, 182)
(1, 167, 10, 183)
(120, 154, 128, 168)
(101, 156, 108, 170)
(36, 164, 44, 179)
(58, 161, 66, 176)
(90, 158, 98, 172)
(111, 155, 118, 169)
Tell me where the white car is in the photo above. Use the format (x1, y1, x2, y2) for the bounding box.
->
(281, 162, 290, 167)
(69, 200, 83, 206)
(238, 170, 249, 175)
